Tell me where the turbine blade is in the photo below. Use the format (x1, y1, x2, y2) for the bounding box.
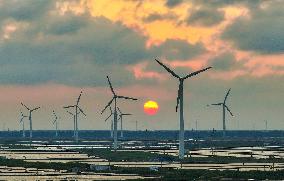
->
(66, 111, 74, 116)
(224, 88, 231, 103)
(109, 107, 113, 114)
(155, 59, 180, 79)
(32, 107, 40, 112)
(77, 91, 83, 105)
(123, 113, 132, 116)
(107, 76, 116, 95)
(104, 114, 112, 122)
(21, 103, 30, 111)
(225, 105, 233, 116)
(211, 103, 223, 106)
(101, 98, 114, 114)
(63, 105, 76, 109)
(20, 117, 24, 123)
(117, 107, 122, 115)
(78, 106, 86, 116)
(117, 95, 137, 100)
(183, 67, 212, 79)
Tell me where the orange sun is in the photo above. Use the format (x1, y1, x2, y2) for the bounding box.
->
(144, 100, 159, 115)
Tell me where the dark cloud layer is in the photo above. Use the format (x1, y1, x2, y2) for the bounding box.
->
(222, 1, 284, 54)
(0, 2, 204, 86)
(143, 13, 177, 22)
(165, 0, 183, 7)
(0, 0, 52, 22)
(187, 7, 224, 27)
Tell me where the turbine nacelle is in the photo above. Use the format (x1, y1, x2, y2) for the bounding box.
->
(117, 107, 132, 120)
(209, 88, 233, 117)
(155, 59, 212, 113)
(101, 76, 138, 114)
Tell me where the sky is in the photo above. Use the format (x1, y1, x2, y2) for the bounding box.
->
(0, 0, 283, 131)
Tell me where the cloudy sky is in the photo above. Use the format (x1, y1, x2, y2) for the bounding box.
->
(0, 0, 283, 131)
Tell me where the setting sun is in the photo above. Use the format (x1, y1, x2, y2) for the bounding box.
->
(144, 100, 159, 115)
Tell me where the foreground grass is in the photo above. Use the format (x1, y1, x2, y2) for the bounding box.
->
(1, 156, 284, 180)
(78, 148, 284, 164)
(0, 156, 88, 171)
(78, 148, 175, 162)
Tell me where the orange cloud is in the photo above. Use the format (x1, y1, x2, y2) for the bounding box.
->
(126, 62, 165, 81)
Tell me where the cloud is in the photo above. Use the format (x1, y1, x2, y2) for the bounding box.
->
(209, 52, 244, 71)
(165, 0, 183, 8)
(143, 13, 177, 22)
(45, 13, 89, 35)
(0, 3, 205, 86)
(187, 7, 224, 27)
(0, 0, 52, 22)
(151, 39, 205, 61)
(222, 1, 284, 54)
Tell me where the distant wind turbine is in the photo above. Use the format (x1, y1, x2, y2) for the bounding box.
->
(21, 103, 40, 138)
(104, 107, 114, 138)
(52, 110, 59, 137)
(155, 59, 212, 159)
(64, 91, 86, 142)
(264, 120, 268, 131)
(117, 107, 132, 138)
(66, 110, 76, 137)
(19, 111, 28, 138)
(207, 89, 233, 137)
(135, 120, 138, 131)
(101, 76, 137, 149)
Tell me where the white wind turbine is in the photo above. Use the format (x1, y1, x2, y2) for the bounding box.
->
(117, 107, 131, 138)
(104, 107, 114, 138)
(101, 76, 137, 150)
(66, 110, 76, 137)
(155, 59, 212, 159)
(19, 111, 28, 138)
(21, 103, 40, 138)
(64, 91, 86, 142)
(52, 110, 59, 137)
(207, 88, 233, 137)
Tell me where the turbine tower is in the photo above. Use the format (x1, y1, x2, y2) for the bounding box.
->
(64, 91, 86, 142)
(117, 107, 131, 138)
(208, 89, 233, 137)
(66, 110, 76, 137)
(52, 110, 59, 137)
(19, 111, 28, 138)
(155, 59, 212, 159)
(264, 120, 268, 131)
(21, 103, 40, 138)
(104, 107, 114, 138)
(101, 76, 137, 150)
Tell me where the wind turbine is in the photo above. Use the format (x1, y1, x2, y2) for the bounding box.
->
(101, 76, 137, 150)
(66, 110, 76, 137)
(264, 120, 268, 131)
(63, 91, 86, 142)
(21, 103, 40, 138)
(155, 59, 212, 159)
(117, 107, 132, 138)
(52, 110, 59, 137)
(19, 111, 28, 138)
(135, 120, 138, 131)
(207, 89, 233, 137)
(104, 107, 114, 138)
